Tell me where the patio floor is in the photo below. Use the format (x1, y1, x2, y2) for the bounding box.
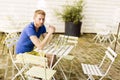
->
(0, 33, 120, 80)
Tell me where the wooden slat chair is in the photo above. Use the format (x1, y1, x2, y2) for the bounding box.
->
(0, 34, 15, 80)
(24, 51, 56, 80)
(56, 34, 78, 80)
(93, 23, 113, 44)
(4, 35, 26, 80)
(15, 51, 55, 80)
(0, 32, 20, 80)
(24, 44, 56, 80)
(81, 47, 117, 80)
(110, 33, 120, 46)
(58, 35, 78, 46)
(57, 34, 78, 61)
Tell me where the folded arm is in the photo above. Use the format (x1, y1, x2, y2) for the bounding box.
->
(30, 25, 55, 50)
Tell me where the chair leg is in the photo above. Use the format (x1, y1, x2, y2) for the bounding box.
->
(93, 35, 97, 40)
(12, 64, 27, 80)
(87, 75, 95, 80)
(52, 76, 56, 80)
(4, 55, 9, 80)
(2, 44, 5, 55)
(12, 63, 15, 79)
(68, 60, 73, 80)
(99, 76, 105, 80)
(58, 64, 67, 80)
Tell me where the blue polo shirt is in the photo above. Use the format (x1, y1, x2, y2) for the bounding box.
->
(16, 22, 46, 54)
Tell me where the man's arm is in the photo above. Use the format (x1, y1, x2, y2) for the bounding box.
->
(42, 32, 47, 38)
(30, 26, 55, 50)
(30, 33, 53, 50)
(42, 32, 53, 44)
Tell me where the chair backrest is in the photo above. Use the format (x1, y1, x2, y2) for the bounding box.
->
(5, 37, 19, 48)
(4, 33, 19, 48)
(95, 23, 110, 33)
(99, 47, 117, 76)
(57, 34, 78, 46)
(95, 23, 112, 39)
(4, 33, 19, 63)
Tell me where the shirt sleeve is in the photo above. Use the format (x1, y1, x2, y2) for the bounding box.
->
(25, 25, 36, 37)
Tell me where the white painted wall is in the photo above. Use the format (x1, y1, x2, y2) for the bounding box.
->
(0, 0, 37, 30)
(82, 0, 120, 33)
(0, 0, 120, 33)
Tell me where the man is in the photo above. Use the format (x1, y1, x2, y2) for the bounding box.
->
(16, 9, 55, 67)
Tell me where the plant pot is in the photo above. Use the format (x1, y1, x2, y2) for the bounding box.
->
(65, 21, 82, 37)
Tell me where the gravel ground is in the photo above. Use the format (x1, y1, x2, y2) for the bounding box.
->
(0, 33, 120, 80)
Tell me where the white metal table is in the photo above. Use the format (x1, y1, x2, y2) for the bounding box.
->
(35, 43, 74, 68)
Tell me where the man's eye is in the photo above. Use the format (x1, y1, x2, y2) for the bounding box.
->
(39, 18, 44, 21)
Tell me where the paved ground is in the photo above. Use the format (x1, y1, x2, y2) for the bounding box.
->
(0, 33, 120, 80)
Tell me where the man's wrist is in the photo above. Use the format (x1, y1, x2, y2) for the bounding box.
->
(47, 32, 53, 35)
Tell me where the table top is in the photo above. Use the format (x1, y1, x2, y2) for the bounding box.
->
(35, 43, 74, 69)
(34, 43, 74, 56)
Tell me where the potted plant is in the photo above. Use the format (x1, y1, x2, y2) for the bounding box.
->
(55, 0, 83, 37)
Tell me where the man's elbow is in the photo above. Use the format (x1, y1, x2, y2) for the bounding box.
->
(37, 44, 44, 50)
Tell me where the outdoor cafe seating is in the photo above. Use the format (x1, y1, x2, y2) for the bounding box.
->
(2, 30, 77, 80)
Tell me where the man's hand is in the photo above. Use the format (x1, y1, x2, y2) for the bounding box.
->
(48, 25, 56, 34)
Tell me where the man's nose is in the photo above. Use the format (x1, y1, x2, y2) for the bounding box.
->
(40, 20, 44, 23)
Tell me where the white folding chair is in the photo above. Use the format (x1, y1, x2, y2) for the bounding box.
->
(4, 34, 27, 80)
(110, 33, 120, 46)
(58, 34, 78, 46)
(93, 23, 112, 44)
(81, 47, 117, 80)
(57, 34, 78, 62)
(55, 34, 78, 80)
(2, 32, 22, 80)
(24, 52, 56, 80)
(23, 43, 56, 80)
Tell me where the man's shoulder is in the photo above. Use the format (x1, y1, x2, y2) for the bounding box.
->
(25, 22, 34, 29)
(27, 22, 34, 27)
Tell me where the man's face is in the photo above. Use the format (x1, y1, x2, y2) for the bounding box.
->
(34, 14, 45, 28)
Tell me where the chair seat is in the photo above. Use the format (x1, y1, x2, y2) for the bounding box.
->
(62, 55, 75, 60)
(25, 66, 56, 80)
(81, 63, 104, 76)
(15, 53, 48, 66)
